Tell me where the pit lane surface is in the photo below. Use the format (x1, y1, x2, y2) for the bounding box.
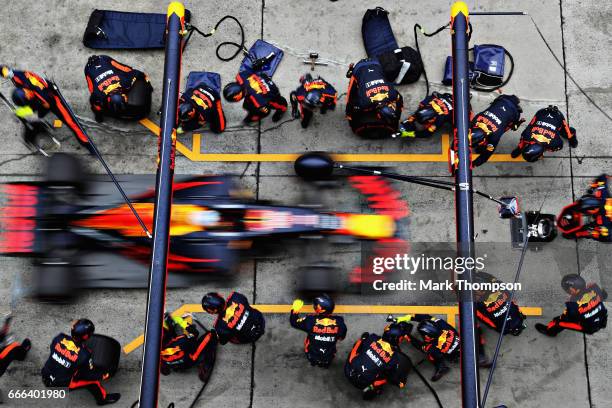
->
(0, 1, 610, 407)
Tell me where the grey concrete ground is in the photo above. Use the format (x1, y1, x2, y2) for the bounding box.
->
(0, 0, 610, 407)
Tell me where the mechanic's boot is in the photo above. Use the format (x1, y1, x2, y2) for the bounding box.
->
(535, 323, 557, 337)
(510, 147, 522, 159)
(21, 338, 32, 352)
(98, 393, 121, 406)
(431, 365, 450, 382)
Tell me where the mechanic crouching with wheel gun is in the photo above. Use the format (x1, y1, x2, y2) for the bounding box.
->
(84, 55, 153, 122)
(536, 274, 607, 337)
(161, 313, 218, 383)
(510, 105, 577, 162)
(202, 292, 265, 344)
(223, 70, 287, 124)
(41, 319, 120, 406)
(344, 321, 412, 400)
(290, 74, 337, 128)
(400, 314, 466, 382)
(289, 294, 347, 368)
(470, 95, 523, 167)
(345, 58, 403, 138)
(397, 92, 454, 139)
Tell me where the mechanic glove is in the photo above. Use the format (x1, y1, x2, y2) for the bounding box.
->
(396, 314, 413, 323)
(291, 299, 304, 313)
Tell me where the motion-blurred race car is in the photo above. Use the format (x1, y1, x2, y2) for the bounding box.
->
(0, 154, 404, 300)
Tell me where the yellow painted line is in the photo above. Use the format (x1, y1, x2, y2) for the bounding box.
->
(122, 303, 542, 354)
(137, 119, 524, 163)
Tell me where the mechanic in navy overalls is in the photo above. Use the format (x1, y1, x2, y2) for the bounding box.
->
(223, 71, 288, 124)
(536, 274, 607, 336)
(510, 105, 577, 162)
(177, 81, 226, 133)
(470, 95, 523, 167)
(345, 58, 403, 138)
(84, 55, 152, 122)
(290, 74, 337, 128)
(201, 292, 265, 344)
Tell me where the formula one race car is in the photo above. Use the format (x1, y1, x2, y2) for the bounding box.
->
(0, 154, 403, 300)
(557, 174, 611, 242)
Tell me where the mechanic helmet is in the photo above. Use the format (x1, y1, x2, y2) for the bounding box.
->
(201, 292, 226, 314)
(303, 90, 323, 110)
(223, 82, 245, 102)
(108, 93, 126, 114)
(11, 88, 30, 106)
(382, 322, 409, 347)
(377, 104, 396, 123)
(561, 274, 586, 294)
(472, 272, 497, 299)
(299, 73, 314, 84)
(417, 320, 441, 340)
(521, 143, 545, 163)
(178, 101, 196, 123)
(580, 194, 601, 214)
(470, 128, 486, 148)
(71, 319, 95, 344)
(313, 293, 335, 314)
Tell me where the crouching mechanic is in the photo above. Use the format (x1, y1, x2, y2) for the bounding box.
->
(536, 274, 607, 337)
(177, 80, 226, 134)
(41, 319, 120, 406)
(289, 294, 347, 368)
(161, 313, 218, 383)
(403, 314, 462, 381)
(290, 74, 337, 128)
(223, 70, 287, 124)
(344, 322, 412, 400)
(202, 292, 265, 344)
(470, 95, 523, 167)
(510, 105, 577, 162)
(346, 58, 403, 138)
(397, 92, 454, 139)
(0, 316, 31, 378)
(558, 174, 612, 242)
(84, 55, 153, 122)
(474, 272, 526, 336)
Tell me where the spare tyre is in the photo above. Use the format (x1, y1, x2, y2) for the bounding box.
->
(86, 334, 121, 378)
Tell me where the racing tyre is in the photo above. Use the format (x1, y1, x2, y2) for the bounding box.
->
(86, 334, 121, 378)
(45, 153, 84, 191)
(34, 263, 75, 303)
(298, 264, 339, 294)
